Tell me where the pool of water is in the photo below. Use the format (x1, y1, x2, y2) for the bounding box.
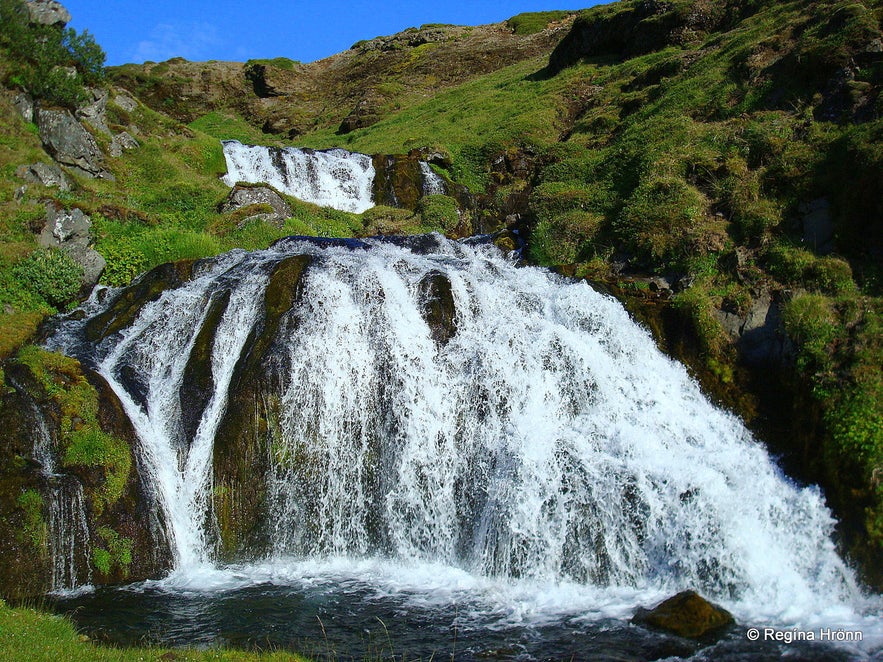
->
(49, 559, 881, 661)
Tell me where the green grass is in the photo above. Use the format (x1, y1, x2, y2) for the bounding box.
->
(0, 600, 307, 661)
(506, 10, 575, 35)
(189, 111, 275, 144)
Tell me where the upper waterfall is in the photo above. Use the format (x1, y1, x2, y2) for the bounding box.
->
(221, 140, 450, 214)
(46, 235, 870, 630)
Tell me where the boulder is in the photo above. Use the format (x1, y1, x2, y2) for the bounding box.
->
(25, 0, 71, 26)
(15, 162, 71, 191)
(220, 184, 292, 228)
(39, 203, 106, 289)
(632, 590, 735, 639)
(76, 87, 111, 136)
(12, 93, 34, 123)
(113, 92, 139, 113)
(800, 197, 834, 255)
(109, 131, 139, 157)
(36, 107, 107, 179)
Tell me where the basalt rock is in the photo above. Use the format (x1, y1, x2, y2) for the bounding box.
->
(39, 203, 106, 289)
(418, 271, 457, 345)
(212, 254, 312, 560)
(632, 590, 735, 639)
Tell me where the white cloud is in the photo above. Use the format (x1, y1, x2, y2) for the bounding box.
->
(133, 22, 222, 62)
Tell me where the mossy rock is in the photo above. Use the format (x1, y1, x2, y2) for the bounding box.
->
(632, 590, 735, 639)
(212, 254, 312, 560)
(85, 260, 197, 342)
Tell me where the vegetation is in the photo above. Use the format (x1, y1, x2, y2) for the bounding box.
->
(507, 10, 575, 35)
(0, 0, 105, 108)
(0, 600, 306, 661)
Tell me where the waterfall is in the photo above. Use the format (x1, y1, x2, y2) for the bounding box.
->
(16, 376, 92, 592)
(221, 141, 450, 214)
(222, 141, 376, 213)
(46, 235, 870, 627)
(420, 161, 446, 196)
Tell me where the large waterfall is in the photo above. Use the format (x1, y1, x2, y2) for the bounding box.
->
(46, 235, 881, 653)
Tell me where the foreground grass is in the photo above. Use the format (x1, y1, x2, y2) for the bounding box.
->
(0, 600, 306, 661)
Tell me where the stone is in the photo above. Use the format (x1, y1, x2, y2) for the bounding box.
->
(76, 87, 111, 136)
(220, 185, 292, 228)
(109, 131, 140, 158)
(632, 590, 734, 639)
(25, 0, 71, 26)
(38, 203, 106, 289)
(113, 92, 139, 113)
(12, 93, 34, 123)
(16, 162, 72, 191)
(36, 107, 105, 178)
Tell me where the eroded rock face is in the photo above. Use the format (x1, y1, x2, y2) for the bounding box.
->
(76, 87, 111, 136)
(36, 107, 107, 178)
(632, 590, 735, 639)
(109, 131, 139, 157)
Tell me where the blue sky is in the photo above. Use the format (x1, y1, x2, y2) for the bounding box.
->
(60, 1, 602, 66)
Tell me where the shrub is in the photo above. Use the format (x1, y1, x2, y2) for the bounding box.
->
(99, 243, 147, 287)
(12, 249, 82, 309)
(783, 293, 839, 369)
(0, 0, 106, 109)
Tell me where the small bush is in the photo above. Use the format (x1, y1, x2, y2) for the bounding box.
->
(783, 293, 839, 368)
(12, 249, 82, 309)
(99, 243, 147, 287)
(416, 195, 459, 233)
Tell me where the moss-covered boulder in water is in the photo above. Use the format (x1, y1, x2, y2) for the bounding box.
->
(632, 590, 735, 639)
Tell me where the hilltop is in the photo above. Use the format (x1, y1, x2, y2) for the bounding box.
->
(0, 0, 881, 590)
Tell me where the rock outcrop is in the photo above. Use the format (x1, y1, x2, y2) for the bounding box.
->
(16, 162, 71, 191)
(36, 107, 109, 179)
(39, 202, 106, 288)
(220, 184, 292, 228)
(25, 0, 71, 26)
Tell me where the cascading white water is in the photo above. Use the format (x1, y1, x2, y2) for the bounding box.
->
(17, 378, 92, 592)
(76, 251, 271, 569)
(222, 140, 376, 213)
(420, 161, 446, 196)
(46, 236, 880, 641)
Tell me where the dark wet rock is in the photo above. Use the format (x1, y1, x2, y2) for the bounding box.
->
(712, 290, 793, 366)
(212, 255, 312, 560)
(220, 184, 292, 228)
(800, 198, 834, 255)
(84, 260, 197, 343)
(25, 0, 71, 26)
(16, 162, 71, 191)
(632, 590, 735, 639)
(180, 291, 231, 444)
(36, 107, 108, 179)
(419, 271, 457, 345)
(372, 152, 425, 210)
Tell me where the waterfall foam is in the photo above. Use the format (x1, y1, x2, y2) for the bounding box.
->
(46, 236, 880, 646)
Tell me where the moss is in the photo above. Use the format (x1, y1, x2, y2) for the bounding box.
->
(16, 489, 47, 554)
(93, 527, 133, 578)
(530, 210, 605, 265)
(16, 347, 132, 516)
(415, 194, 460, 235)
